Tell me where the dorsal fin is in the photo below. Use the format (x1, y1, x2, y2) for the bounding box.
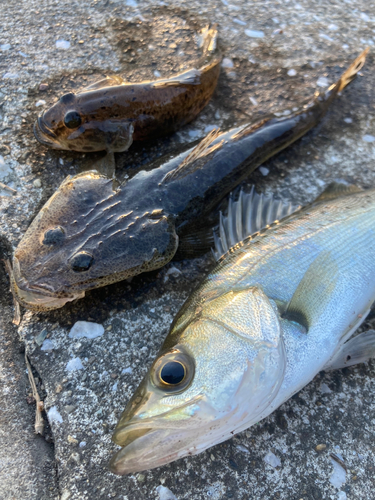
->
(162, 128, 223, 184)
(213, 188, 299, 260)
(336, 47, 369, 93)
(314, 181, 362, 202)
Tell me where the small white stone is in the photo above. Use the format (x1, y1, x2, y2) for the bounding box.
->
(48, 406, 63, 423)
(222, 57, 234, 68)
(66, 357, 84, 371)
(344, 117, 352, 124)
(121, 367, 133, 375)
(166, 266, 182, 277)
(337, 492, 347, 500)
(330, 458, 346, 488)
(236, 444, 250, 453)
(41, 339, 54, 351)
(328, 24, 339, 31)
(126, 0, 138, 6)
(363, 134, 375, 143)
(33, 178, 42, 188)
(1, 43, 11, 51)
(69, 321, 105, 339)
(320, 382, 332, 393)
(287, 68, 297, 77)
(59, 158, 64, 165)
(249, 96, 258, 106)
(112, 382, 118, 392)
(342, 44, 349, 50)
(264, 451, 281, 468)
(35, 99, 46, 107)
(156, 485, 177, 500)
(56, 40, 70, 50)
(259, 166, 269, 176)
(0, 155, 11, 180)
(316, 76, 330, 88)
(245, 29, 265, 38)
(360, 12, 370, 22)
(79, 441, 86, 448)
(233, 18, 247, 26)
(3, 72, 19, 79)
(154, 70, 161, 78)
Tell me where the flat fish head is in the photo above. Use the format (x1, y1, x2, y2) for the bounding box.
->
(110, 287, 285, 475)
(33, 91, 134, 153)
(12, 171, 178, 311)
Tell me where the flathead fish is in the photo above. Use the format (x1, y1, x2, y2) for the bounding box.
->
(10, 50, 368, 310)
(110, 183, 375, 474)
(33, 26, 221, 153)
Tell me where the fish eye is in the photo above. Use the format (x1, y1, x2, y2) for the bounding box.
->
(152, 349, 194, 392)
(159, 361, 186, 385)
(42, 226, 65, 245)
(64, 111, 82, 129)
(70, 251, 94, 272)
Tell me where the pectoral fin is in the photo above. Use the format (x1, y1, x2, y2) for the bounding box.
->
(323, 330, 375, 370)
(283, 251, 338, 332)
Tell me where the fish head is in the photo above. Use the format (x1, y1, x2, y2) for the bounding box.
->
(110, 287, 285, 474)
(33, 91, 134, 153)
(12, 171, 178, 311)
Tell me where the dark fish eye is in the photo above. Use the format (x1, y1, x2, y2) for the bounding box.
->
(64, 110, 82, 129)
(159, 361, 186, 385)
(70, 251, 94, 272)
(42, 226, 65, 245)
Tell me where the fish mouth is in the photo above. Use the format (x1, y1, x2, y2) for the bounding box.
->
(33, 114, 62, 149)
(11, 257, 84, 311)
(109, 421, 183, 475)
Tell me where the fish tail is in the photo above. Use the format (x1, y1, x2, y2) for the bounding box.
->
(335, 47, 369, 93)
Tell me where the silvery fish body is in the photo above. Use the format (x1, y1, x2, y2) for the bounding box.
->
(110, 185, 375, 474)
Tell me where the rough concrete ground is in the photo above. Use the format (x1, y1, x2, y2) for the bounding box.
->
(0, 0, 375, 499)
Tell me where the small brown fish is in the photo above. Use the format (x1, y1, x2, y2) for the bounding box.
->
(33, 26, 221, 153)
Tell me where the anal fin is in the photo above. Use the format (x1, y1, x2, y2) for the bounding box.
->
(324, 330, 375, 370)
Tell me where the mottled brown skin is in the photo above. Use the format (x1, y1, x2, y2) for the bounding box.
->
(14, 51, 367, 311)
(33, 27, 221, 153)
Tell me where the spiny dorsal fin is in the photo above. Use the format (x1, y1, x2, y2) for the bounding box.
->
(213, 187, 299, 260)
(162, 128, 222, 184)
(314, 181, 362, 203)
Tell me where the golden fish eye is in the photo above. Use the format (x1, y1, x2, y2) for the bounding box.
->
(159, 360, 186, 386)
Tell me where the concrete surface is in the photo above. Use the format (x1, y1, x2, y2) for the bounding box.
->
(0, 0, 375, 499)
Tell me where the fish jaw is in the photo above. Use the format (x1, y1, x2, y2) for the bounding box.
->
(10, 256, 84, 311)
(33, 113, 65, 149)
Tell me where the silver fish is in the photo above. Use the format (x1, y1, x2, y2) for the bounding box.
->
(110, 182, 375, 474)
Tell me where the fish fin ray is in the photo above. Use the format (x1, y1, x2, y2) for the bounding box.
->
(212, 187, 299, 261)
(323, 329, 375, 370)
(80, 75, 125, 92)
(162, 128, 222, 183)
(315, 181, 362, 202)
(283, 251, 338, 332)
(335, 48, 369, 93)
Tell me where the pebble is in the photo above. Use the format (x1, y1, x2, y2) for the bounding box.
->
(1, 43, 11, 51)
(69, 321, 104, 339)
(39, 83, 49, 91)
(233, 18, 247, 26)
(258, 166, 269, 176)
(55, 384, 63, 394)
(67, 434, 78, 444)
(3, 72, 19, 79)
(136, 473, 146, 482)
(156, 485, 177, 500)
(330, 457, 346, 488)
(362, 135, 375, 143)
(154, 70, 161, 78)
(264, 451, 281, 468)
(0, 155, 12, 180)
(56, 40, 70, 50)
(79, 441, 86, 448)
(222, 57, 234, 68)
(316, 444, 327, 452)
(287, 68, 297, 77)
(41, 339, 54, 351)
(121, 367, 133, 375)
(65, 357, 84, 372)
(244, 29, 265, 38)
(338, 492, 347, 500)
(344, 117, 352, 124)
(126, 0, 138, 6)
(35, 100, 46, 107)
(249, 96, 258, 106)
(33, 178, 42, 188)
(65, 406, 77, 415)
(47, 406, 63, 423)
(316, 76, 330, 88)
